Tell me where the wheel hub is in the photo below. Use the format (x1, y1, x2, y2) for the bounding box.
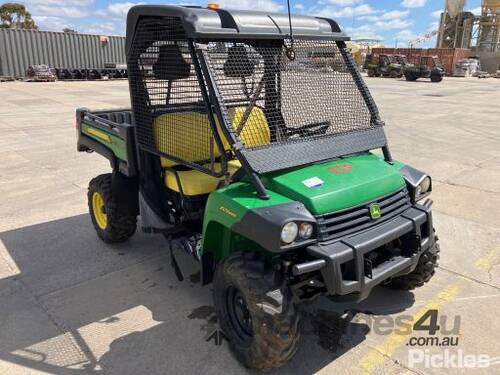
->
(226, 286, 253, 342)
(92, 192, 107, 230)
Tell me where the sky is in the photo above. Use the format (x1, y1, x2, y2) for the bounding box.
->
(12, 0, 482, 47)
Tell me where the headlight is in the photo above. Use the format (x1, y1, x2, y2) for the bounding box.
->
(281, 222, 298, 244)
(400, 165, 433, 203)
(420, 176, 431, 193)
(298, 222, 313, 239)
(415, 176, 432, 201)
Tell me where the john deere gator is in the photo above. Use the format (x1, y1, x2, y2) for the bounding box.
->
(76, 4, 439, 370)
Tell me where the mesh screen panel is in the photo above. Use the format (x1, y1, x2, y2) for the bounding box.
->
(128, 17, 223, 175)
(204, 39, 384, 172)
(128, 21, 385, 176)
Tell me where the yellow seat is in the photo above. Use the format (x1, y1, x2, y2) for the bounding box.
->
(153, 106, 269, 195)
(153, 111, 224, 168)
(164, 160, 241, 196)
(227, 106, 270, 148)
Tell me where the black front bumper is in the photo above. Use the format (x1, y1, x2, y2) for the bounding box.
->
(302, 204, 433, 301)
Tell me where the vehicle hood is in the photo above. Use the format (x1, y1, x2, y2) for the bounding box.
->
(261, 153, 406, 215)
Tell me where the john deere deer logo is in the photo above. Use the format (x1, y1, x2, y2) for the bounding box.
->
(369, 203, 381, 220)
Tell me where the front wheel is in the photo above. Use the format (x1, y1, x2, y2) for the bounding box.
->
(213, 252, 300, 371)
(387, 233, 440, 290)
(431, 74, 443, 82)
(405, 72, 418, 81)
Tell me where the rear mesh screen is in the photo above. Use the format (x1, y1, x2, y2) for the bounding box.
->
(127, 17, 224, 175)
(204, 39, 385, 173)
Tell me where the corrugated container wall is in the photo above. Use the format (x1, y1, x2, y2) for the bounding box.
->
(0, 29, 126, 77)
(371, 48, 472, 75)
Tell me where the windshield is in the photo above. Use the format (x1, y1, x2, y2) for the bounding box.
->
(395, 55, 407, 64)
(387, 55, 397, 64)
(204, 39, 385, 174)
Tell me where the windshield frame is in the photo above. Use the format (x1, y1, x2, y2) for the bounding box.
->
(197, 37, 391, 178)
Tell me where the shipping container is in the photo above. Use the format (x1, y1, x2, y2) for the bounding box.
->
(0, 29, 126, 78)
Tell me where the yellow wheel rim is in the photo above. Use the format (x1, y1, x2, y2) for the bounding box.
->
(92, 192, 107, 230)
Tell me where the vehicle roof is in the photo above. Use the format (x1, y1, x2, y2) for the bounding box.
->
(125, 5, 349, 55)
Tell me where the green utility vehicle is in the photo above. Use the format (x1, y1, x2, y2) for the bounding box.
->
(77, 5, 439, 370)
(394, 54, 408, 67)
(365, 54, 403, 78)
(404, 55, 445, 82)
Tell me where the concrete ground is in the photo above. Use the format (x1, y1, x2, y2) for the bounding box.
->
(0, 76, 499, 375)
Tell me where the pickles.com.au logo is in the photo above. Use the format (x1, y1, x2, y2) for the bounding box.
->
(408, 349, 500, 369)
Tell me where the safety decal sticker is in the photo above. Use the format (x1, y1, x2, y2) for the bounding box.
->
(302, 177, 324, 188)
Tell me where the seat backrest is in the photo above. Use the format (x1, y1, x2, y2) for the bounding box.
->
(227, 106, 270, 148)
(152, 44, 191, 81)
(153, 111, 219, 167)
(223, 45, 255, 78)
(153, 106, 270, 168)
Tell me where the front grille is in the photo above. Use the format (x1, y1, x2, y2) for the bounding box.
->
(315, 188, 411, 242)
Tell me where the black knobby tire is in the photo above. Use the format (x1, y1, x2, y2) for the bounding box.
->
(431, 74, 443, 82)
(405, 72, 418, 81)
(214, 252, 300, 371)
(387, 233, 440, 290)
(88, 173, 137, 243)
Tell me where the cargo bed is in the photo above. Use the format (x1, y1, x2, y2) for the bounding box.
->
(76, 108, 137, 176)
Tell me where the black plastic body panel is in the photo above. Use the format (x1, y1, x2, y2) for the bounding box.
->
(126, 6, 349, 56)
(400, 164, 432, 203)
(112, 171, 140, 216)
(303, 204, 433, 301)
(241, 127, 387, 174)
(232, 202, 317, 252)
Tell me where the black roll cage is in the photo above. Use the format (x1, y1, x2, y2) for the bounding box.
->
(128, 13, 393, 200)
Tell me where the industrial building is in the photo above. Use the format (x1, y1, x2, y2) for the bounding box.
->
(436, 0, 500, 72)
(0, 1, 498, 77)
(0, 29, 125, 78)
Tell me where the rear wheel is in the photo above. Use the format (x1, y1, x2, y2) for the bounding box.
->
(387, 233, 440, 290)
(88, 174, 137, 243)
(214, 252, 300, 371)
(367, 69, 375, 77)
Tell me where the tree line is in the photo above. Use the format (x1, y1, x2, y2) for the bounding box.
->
(0, 2, 77, 33)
